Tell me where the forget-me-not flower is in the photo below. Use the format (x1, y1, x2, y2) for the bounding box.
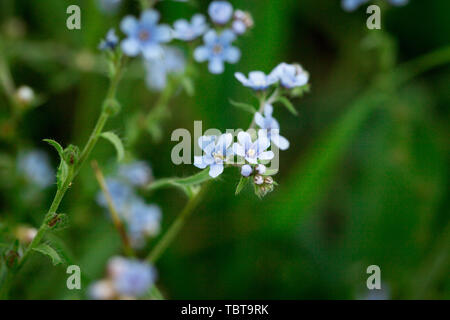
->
(108, 257, 156, 297)
(17, 150, 54, 188)
(241, 164, 253, 177)
(194, 30, 240, 74)
(232, 10, 253, 35)
(234, 71, 277, 90)
(194, 133, 233, 178)
(119, 161, 153, 187)
(173, 14, 208, 41)
(208, 1, 233, 25)
(120, 10, 172, 60)
(254, 104, 290, 150)
(269, 63, 309, 89)
(145, 46, 186, 91)
(99, 29, 119, 51)
(233, 131, 274, 165)
(127, 200, 162, 247)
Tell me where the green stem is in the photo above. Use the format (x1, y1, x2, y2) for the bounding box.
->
(1, 56, 126, 294)
(147, 184, 209, 263)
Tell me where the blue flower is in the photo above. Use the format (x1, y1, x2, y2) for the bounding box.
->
(99, 28, 119, 51)
(96, 178, 135, 215)
(254, 104, 290, 150)
(120, 10, 172, 59)
(234, 71, 277, 90)
(108, 257, 156, 297)
(173, 14, 208, 41)
(17, 150, 54, 188)
(232, 131, 273, 165)
(97, 0, 122, 15)
(194, 30, 240, 74)
(194, 133, 233, 178)
(208, 1, 233, 25)
(118, 161, 153, 187)
(127, 200, 162, 247)
(145, 46, 186, 91)
(269, 62, 309, 89)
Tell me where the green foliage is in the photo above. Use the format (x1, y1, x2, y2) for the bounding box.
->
(32, 243, 64, 266)
(43, 139, 69, 189)
(100, 131, 125, 162)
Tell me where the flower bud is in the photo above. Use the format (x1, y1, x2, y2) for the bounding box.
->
(241, 164, 253, 177)
(89, 280, 116, 300)
(15, 226, 37, 244)
(264, 176, 274, 185)
(15, 86, 34, 106)
(255, 164, 266, 175)
(254, 174, 264, 185)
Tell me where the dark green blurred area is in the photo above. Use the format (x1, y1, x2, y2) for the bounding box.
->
(0, 0, 449, 299)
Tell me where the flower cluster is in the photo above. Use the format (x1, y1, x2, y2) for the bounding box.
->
(99, 1, 254, 92)
(96, 161, 162, 247)
(341, 0, 409, 12)
(89, 256, 156, 299)
(193, 62, 310, 197)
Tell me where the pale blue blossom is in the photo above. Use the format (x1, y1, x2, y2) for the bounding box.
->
(254, 104, 290, 150)
(17, 150, 54, 188)
(231, 10, 253, 35)
(145, 46, 186, 91)
(119, 161, 153, 187)
(194, 30, 240, 74)
(233, 131, 273, 165)
(194, 133, 233, 178)
(127, 200, 162, 247)
(120, 10, 172, 59)
(108, 257, 156, 297)
(173, 14, 208, 41)
(241, 164, 252, 177)
(269, 63, 309, 89)
(234, 71, 277, 90)
(208, 1, 233, 25)
(99, 29, 119, 51)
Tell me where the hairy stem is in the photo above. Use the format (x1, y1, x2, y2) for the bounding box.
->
(1, 56, 126, 293)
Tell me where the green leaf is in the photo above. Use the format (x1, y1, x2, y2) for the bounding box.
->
(147, 169, 212, 196)
(43, 139, 68, 189)
(229, 99, 257, 114)
(275, 96, 298, 115)
(235, 176, 250, 195)
(32, 243, 63, 266)
(100, 131, 125, 162)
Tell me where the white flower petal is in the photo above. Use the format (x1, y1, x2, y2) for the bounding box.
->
(254, 113, 265, 128)
(272, 134, 290, 150)
(258, 151, 274, 160)
(237, 131, 252, 147)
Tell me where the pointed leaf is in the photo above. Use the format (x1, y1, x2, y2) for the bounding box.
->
(101, 131, 125, 162)
(275, 96, 298, 115)
(235, 176, 250, 195)
(229, 99, 257, 114)
(43, 139, 68, 189)
(32, 243, 63, 266)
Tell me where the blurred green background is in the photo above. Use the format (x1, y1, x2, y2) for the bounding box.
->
(0, 0, 449, 299)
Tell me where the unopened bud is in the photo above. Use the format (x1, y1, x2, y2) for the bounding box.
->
(264, 176, 274, 185)
(89, 280, 116, 300)
(254, 175, 264, 185)
(15, 226, 37, 244)
(15, 86, 34, 105)
(255, 164, 266, 175)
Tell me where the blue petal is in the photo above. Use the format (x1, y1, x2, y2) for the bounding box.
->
(209, 163, 224, 178)
(142, 44, 163, 59)
(194, 46, 210, 62)
(121, 16, 139, 35)
(224, 46, 240, 63)
(141, 10, 160, 25)
(208, 58, 224, 74)
(121, 38, 140, 56)
(156, 25, 173, 42)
